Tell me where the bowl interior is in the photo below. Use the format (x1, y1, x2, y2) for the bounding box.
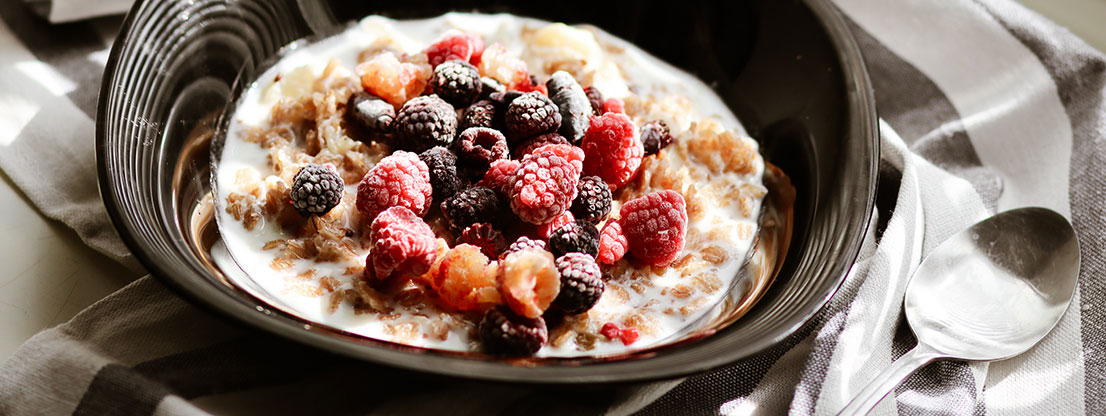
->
(97, 0, 876, 383)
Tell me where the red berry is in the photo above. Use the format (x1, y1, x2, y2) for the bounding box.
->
(537, 211, 574, 240)
(433, 244, 500, 311)
(508, 144, 583, 224)
(475, 159, 520, 197)
(425, 30, 484, 67)
(356, 151, 433, 220)
(514, 132, 569, 159)
(619, 327, 639, 345)
(600, 322, 621, 340)
(619, 190, 688, 267)
(581, 113, 643, 190)
(457, 223, 506, 258)
(597, 220, 628, 264)
(365, 206, 438, 281)
(603, 97, 624, 114)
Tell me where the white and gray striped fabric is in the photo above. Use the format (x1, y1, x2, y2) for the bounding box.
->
(1, 0, 1103, 414)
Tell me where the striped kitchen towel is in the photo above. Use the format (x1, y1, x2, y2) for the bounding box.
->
(0, 0, 1102, 414)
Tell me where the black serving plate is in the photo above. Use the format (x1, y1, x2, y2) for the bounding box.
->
(96, 0, 876, 383)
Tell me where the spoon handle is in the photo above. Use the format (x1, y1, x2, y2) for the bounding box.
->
(838, 344, 944, 416)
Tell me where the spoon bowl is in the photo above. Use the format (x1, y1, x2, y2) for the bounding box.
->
(840, 207, 1079, 415)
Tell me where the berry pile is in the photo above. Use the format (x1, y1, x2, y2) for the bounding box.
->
(323, 32, 701, 356)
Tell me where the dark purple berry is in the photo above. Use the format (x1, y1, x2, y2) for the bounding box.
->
(290, 164, 343, 216)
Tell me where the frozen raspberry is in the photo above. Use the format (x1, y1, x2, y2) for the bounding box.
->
(597, 220, 628, 265)
(455, 127, 508, 172)
(584, 86, 604, 116)
(500, 236, 547, 260)
(479, 77, 506, 100)
(603, 97, 624, 114)
(392, 94, 458, 152)
(426, 60, 482, 107)
(640, 120, 674, 156)
(504, 92, 561, 142)
(478, 43, 530, 91)
(490, 90, 524, 108)
(357, 51, 431, 107)
(546, 71, 591, 143)
(508, 144, 583, 224)
(553, 253, 603, 314)
(433, 244, 501, 312)
(513, 132, 569, 159)
(457, 223, 506, 259)
(581, 113, 643, 190)
(620, 190, 688, 267)
(441, 186, 505, 230)
(365, 206, 438, 281)
(345, 91, 394, 142)
(418, 147, 464, 203)
(497, 249, 559, 318)
(515, 76, 548, 95)
(425, 30, 485, 67)
(537, 211, 574, 241)
(475, 159, 520, 197)
(549, 221, 599, 258)
(459, 99, 498, 132)
(356, 151, 432, 220)
(479, 305, 547, 356)
(289, 164, 343, 217)
(570, 176, 612, 224)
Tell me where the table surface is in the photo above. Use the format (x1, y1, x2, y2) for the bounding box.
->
(1, 0, 1103, 361)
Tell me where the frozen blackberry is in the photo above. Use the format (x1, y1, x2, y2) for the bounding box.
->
(479, 76, 506, 100)
(548, 221, 599, 258)
(459, 99, 498, 132)
(570, 176, 612, 223)
(419, 146, 464, 203)
(546, 71, 591, 143)
(393, 94, 457, 152)
(500, 236, 547, 260)
(457, 223, 506, 258)
(490, 90, 525, 107)
(640, 120, 674, 155)
(440, 186, 505, 230)
(479, 305, 547, 356)
(289, 164, 344, 216)
(584, 86, 604, 116)
(455, 127, 508, 172)
(426, 60, 482, 108)
(345, 91, 394, 142)
(504, 92, 561, 142)
(553, 253, 604, 314)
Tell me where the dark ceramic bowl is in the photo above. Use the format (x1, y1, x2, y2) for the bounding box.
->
(97, 0, 877, 383)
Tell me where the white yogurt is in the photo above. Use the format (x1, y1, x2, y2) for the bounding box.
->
(214, 13, 764, 357)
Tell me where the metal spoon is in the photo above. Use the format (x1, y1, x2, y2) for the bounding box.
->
(839, 207, 1080, 415)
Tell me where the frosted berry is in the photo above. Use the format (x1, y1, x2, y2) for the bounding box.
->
(581, 112, 643, 190)
(497, 248, 559, 318)
(548, 221, 599, 258)
(620, 190, 688, 267)
(441, 186, 505, 230)
(459, 99, 498, 132)
(537, 211, 574, 241)
(478, 43, 530, 91)
(290, 164, 343, 217)
(356, 151, 432, 220)
(570, 175, 612, 224)
(357, 51, 431, 107)
(457, 223, 506, 259)
(425, 30, 484, 67)
(500, 236, 547, 260)
(584, 86, 604, 116)
(426, 60, 482, 107)
(603, 97, 624, 114)
(514, 132, 569, 159)
(508, 144, 583, 224)
(546, 71, 591, 143)
(392, 94, 457, 152)
(365, 206, 438, 281)
(433, 244, 500, 312)
(455, 127, 509, 172)
(640, 120, 674, 155)
(475, 159, 520, 197)
(504, 92, 561, 142)
(597, 220, 629, 264)
(552, 253, 603, 314)
(418, 146, 464, 203)
(479, 305, 547, 356)
(479, 76, 505, 100)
